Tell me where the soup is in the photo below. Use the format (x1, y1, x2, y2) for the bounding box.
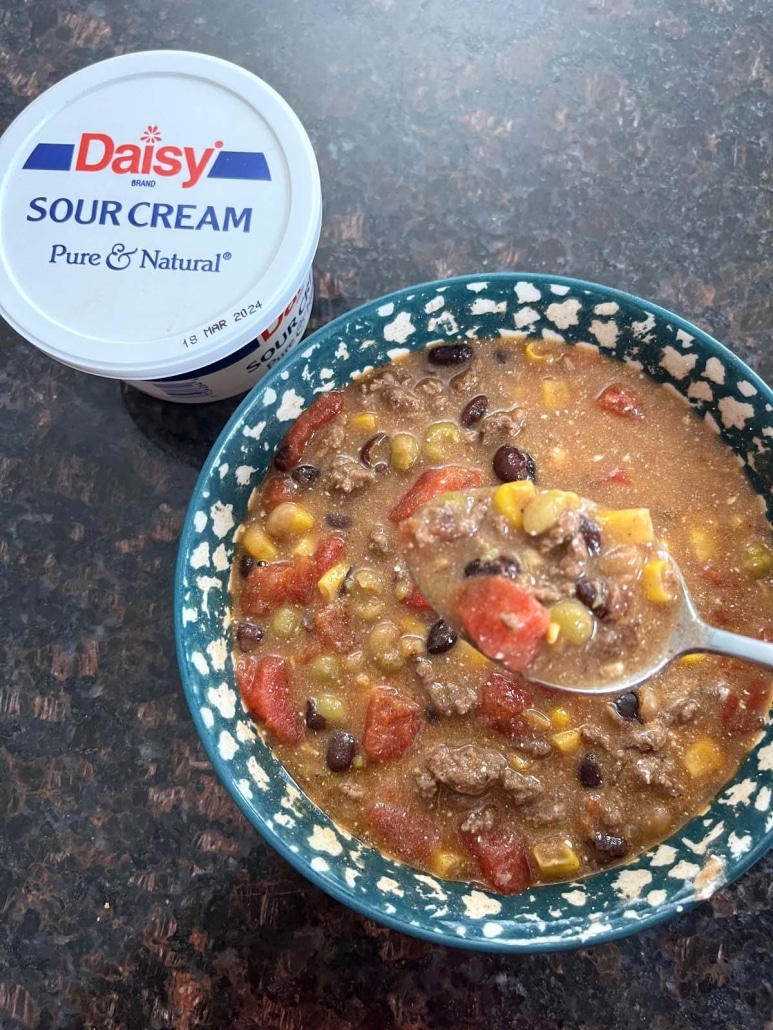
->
(229, 336, 772, 894)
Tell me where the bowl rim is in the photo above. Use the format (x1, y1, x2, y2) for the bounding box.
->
(174, 271, 773, 952)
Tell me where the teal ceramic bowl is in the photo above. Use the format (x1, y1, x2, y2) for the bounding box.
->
(174, 273, 773, 952)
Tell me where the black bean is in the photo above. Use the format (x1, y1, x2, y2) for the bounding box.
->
(591, 831, 629, 859)
(427, 343, 474, 367)
(427, 619, 458, 654)
(463, 555, 521, 579)
(274, 444, 294, 472)
(325, 512, 353, 530)
(575, 577, 610, 620)
(236, 621, 264, 651)
(579, 514, 602, 557)
(492, 445, 536, 483)
(614, 692, 640, 721)
(359, 432, 390, 471)
(425, 705, 441, 724)
(326, 730, 356, 772)
(239, 554, 257, 578)
(494, 349, 509, 365)
(460, 394, 489, 428)
(577, 752, 603, 788)
(305, 699, 326, 731)
(292, 464, 321, 485)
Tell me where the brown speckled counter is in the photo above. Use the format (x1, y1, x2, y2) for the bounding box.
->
(1, 2, 772, 1027)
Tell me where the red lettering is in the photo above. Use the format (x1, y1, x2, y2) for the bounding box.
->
(75, 133, 113, 172)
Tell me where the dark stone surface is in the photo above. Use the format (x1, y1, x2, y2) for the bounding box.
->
(1, 1, 772, 1027)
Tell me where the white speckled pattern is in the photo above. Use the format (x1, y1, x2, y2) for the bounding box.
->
(175, 274, 773, 953)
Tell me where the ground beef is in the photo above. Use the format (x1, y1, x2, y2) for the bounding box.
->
(402, 497, 489, 547)
(369, 524, 390, 554)
(582, 721, 670, 754)
(412, 656, 435, 683)
(628, 756, 683, 797)
(460, 807, 496, 834)
(501, 768, 545, 805)
(528, 583, 564, 605)
(522, 801, 566, 826)
(662, 697, 699, 725)
(425, 677, 479, 717)
(326, 454, 377, 493)
(314, 417, 347, 459)
(415, 377, 444, 396)
(450, 359, 481, 394)
(361, 367, 421, 412)
(538, 510, 583, 554)
(514, 736, 553, 759)
(415, 744, 543, 804)
(337, 782, 366, 801)
(478, 408, 526, 444)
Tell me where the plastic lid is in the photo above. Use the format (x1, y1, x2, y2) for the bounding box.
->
(0, 51, 322, 380)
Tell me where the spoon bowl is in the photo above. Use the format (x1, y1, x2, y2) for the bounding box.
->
(401, 487, 773, 695)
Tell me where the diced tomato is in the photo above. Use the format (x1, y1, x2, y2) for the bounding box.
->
(596, 383, 644, 419)
(368, 802, 441, 863)
(478, 671, 532, 735)
(314, 535, 347, 576)
(594, 466, 632, 486)
(262, 476, 299, 511)
(315, 601, 356, 653)
(274, 391, 345, 471)
(388, 466, 485, 523)
(363, 688, 423, 761)
(402, 583, 435, 613)
(235, 655, 303, 744)
(240, 557, 316, 616)
(456, 578, 550, 673)
(461, 824, 532, 895)
(721, 678, 771, 736)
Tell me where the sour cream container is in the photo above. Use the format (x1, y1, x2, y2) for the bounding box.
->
(0, 51, 322, 402)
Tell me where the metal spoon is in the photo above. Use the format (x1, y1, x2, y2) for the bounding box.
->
(402, 495, 773, 695)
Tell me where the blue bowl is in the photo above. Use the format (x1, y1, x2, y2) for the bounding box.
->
(175, 273, 773, 952)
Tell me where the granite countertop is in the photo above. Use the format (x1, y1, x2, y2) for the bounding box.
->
(1, 1, 772, 1027)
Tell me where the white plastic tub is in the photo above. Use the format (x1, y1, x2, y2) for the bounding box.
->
(0, 51, 322, 402)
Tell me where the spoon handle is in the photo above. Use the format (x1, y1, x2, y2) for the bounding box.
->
(685, 623, 773, 671)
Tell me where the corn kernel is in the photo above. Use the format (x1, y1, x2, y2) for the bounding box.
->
(493, 480, 536, 529)
(399, 615, 428, 636)
(684, 738, 724, 778)
(509, 753, 532, 771)
(524, 709, 552, 732)
(540, 377, 571, 410)
(596, 507, 654, 545)
(317, 561, 350, 603)
(351, 754, 367, 770)
(291, 534, 317, 557)
(355, 673, 371, 689)
(350, 411, 377, 431)
(546, 621, 561, 645)
(679, 653, 706, 666)
(689, 525, 718, 562)
(525, 339, 562, 365)
(642, 558, 678, 603)
(550, 706, 571, 728)
(552, 729, 581, 753)
(393, 581, 412, 601)
(422, 421, 464, 462)
(242, 524, 278, 561)
(532, 839, 581, 878)
(430, 850, 464, 878)
(266, 501, 315, 539)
